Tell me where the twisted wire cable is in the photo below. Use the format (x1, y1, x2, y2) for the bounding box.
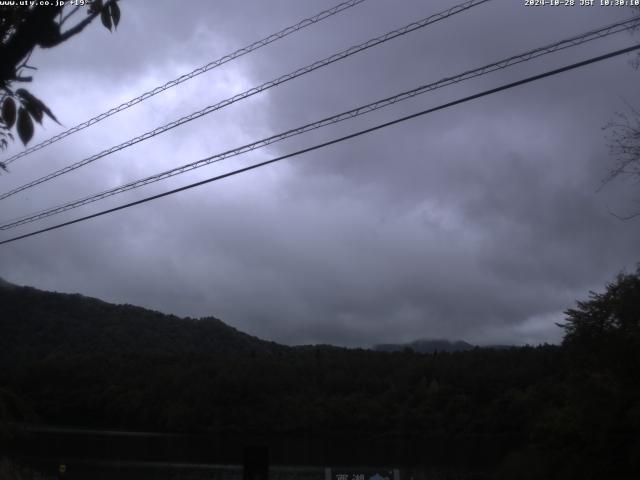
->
(1, 0, 368, 166)
(2, 43, 639, 246)
(2, 14, 638, 231)
(0, 0, 491, 201)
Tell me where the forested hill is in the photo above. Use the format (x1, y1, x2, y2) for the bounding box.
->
(0, 278, 285, 365)
(1, 270, 639, 478)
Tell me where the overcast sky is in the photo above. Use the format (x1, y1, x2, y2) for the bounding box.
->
(1, 0, 639, 347)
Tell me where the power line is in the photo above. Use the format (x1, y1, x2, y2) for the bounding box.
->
(1, 43, 638, 247)
(2, 15, 638, 231)
(1, 0, 368, 167)
(0, 0, 491, 201)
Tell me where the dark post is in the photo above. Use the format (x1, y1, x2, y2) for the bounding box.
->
(243, 445, 269, 480)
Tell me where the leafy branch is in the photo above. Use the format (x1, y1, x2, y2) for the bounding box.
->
(0, 0, 121, 170)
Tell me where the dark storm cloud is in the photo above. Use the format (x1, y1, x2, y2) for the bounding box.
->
(0, 0, 639, 347)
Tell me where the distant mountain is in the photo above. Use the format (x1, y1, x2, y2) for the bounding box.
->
(374, 338, 474, 353)
(0, 276, 636, 478)
(0, 281, 285, 366)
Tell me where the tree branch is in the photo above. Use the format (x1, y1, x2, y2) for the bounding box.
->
(0, 1, 116, 84)
(59, 5, 81, 27)
(56, 1, 117, 45)
(0, 6, 62, 82)
(607, 205, 640, 221)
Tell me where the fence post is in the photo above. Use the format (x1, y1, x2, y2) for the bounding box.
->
(243, 445, 269, 480)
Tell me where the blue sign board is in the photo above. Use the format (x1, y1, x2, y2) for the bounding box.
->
(326, 467, 400, 480)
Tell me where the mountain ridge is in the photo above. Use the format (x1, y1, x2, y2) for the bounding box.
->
(374, 338, 475, 353)
(0, 281, 286, 366)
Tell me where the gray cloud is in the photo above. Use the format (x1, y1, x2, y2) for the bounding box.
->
(1, 0, 639, 348)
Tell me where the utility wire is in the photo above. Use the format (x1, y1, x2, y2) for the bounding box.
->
(1, 0, 368, 167)
(0, 0, 491, 201)
(2, 15, 638, 231)
(1, 43, 638, 247)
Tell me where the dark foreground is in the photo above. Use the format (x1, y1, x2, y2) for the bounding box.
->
(8, 425, 499, 479)
(2, 269, 640, 479)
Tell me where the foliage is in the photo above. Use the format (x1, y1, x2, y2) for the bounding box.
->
(0, 458, 29, 480)
(560, 265, 640, 378)
(0, 269, 639, 478)
(0, 0, 121, 168)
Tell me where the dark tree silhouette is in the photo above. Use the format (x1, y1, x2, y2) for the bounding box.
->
(2, 273, 640, 477)
(603, 101, 640, 220)
(560, 265, 640, 382)
(560, 265, 640, 351)
(0, 0, 121, 167)
(601, 6, 640, 215)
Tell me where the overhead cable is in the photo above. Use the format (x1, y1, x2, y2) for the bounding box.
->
(1, 0, 369, 166)
(1, 43, 638, 246)
(0, 0, 491, 201)
(2, 15, 638, 230)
